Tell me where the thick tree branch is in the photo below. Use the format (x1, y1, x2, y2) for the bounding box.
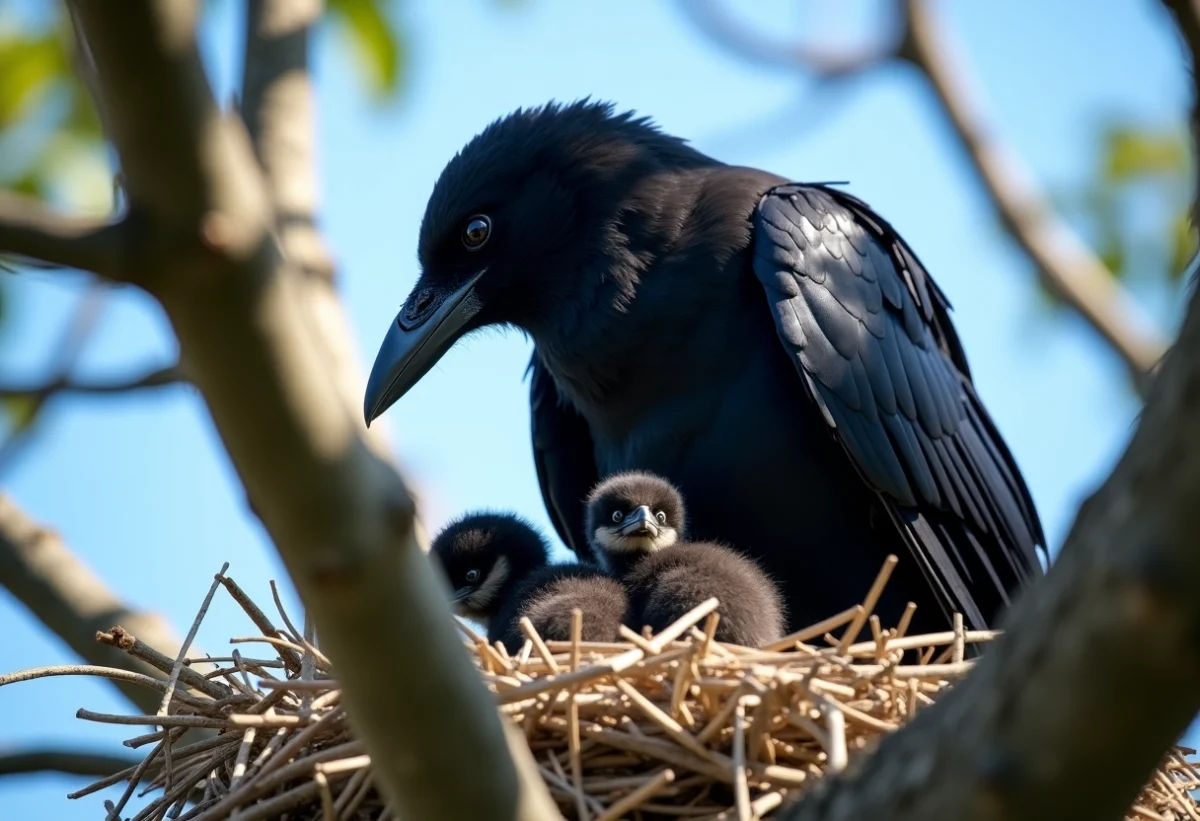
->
(680, 0, 1168, 392)
(59, 1, 555, 817)
(239, 0, 393, 460)
(0, 495, 214, 718)
(0, 747, 139, 780)
(0, 363, 183, 400)
(0, 192, 127, 279)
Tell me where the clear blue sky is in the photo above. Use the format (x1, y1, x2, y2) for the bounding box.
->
(0, 1, 1189, 816)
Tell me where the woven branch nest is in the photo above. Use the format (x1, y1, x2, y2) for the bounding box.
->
(6, 560, 1199, 820)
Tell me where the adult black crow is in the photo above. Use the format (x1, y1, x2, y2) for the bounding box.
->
(364, 100, 1045, 635)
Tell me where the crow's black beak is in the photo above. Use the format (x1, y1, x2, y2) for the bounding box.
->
(617, 505, 659, 538)
(364, 272, 484, 425)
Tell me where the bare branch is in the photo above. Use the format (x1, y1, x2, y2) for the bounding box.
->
(0, 494, 215, 716)
(0, 192, 128, 279)
(0, 284, 108, 475)
(680, 0, 902, 80)
(0, 747, 139, 780)
(899, 0, 1167, 390)
(61, 1, 555, 817)
(0, 363, 183, 400)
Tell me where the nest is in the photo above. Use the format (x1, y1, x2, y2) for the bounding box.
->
(7, 558, 1200, 820)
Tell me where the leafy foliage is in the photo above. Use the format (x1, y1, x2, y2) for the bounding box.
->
(1048, 121, 1196, 312)
(328, 0, 408, 100)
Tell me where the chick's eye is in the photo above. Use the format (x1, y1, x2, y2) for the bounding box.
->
(611, 510, 624, 523)
(655, 511, 667, 524)
(462, 215, 491, 250)
(465, 569, 481, 583)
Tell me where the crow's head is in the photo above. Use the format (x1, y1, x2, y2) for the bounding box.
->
(363, 99, 712, 424)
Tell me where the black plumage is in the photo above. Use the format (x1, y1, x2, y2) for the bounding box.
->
(428, 511, 627, 653)
(366, 99, 1046, 637)
(587, 472, 786, 648)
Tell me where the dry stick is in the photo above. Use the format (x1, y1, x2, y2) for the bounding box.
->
(595, 769, 677, 821)
(894, 602, 917, 640)
(97, 628, 233, 700)
(0, 665, 215, 710)
(520, 616, 562, 674)
(951, 612, 966, 665)
(300, 611, 316, 717)
(763, 605, 863, 652)
(218, 574, 303, 671)
(102, 736, 169, 821)
(615, 678, 731, 769)
(732, 699, 751, 821)
(839, 629, 995, 657)
(70, 731, 238, 799)
(78, 710, 229, 730)
(331, 765, 371, 817)
(820, 696, 848, 773)
(229, 727, 256, 790)
(314, 771, 335, 821)
(158, 563, 229, 798)
(568, 610, 589, 821)
(836, 556, 897, 656)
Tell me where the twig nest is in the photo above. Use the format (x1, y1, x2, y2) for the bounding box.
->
(8, 566, 1198, 820)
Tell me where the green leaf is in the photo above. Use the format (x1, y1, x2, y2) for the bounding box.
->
(1169, 211, 1199, 281)
(326, 0, 406, 100)
(0, 34, 69, 128)
(1103, 126, 1189, 183)
(2, 394, 41, 432)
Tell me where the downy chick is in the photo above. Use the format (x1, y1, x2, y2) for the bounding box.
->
(586, 471, 785, 647)
(430, 511, 627, 653)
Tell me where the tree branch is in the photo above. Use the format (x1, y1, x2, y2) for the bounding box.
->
(0, 363, 183, 400)
(0, 192, 128, 279)
(59, 1, 555, 817)
(780, 8, 1200, 818)
(239, 0, 394, 460)
(0, 747, 139, 780)
(899, 0, 1167, 391)
(679, 0, 1169, 392)
(0, 495, 214, 718)
(0, 283, 108, 475)
(679, 0, 902, 80)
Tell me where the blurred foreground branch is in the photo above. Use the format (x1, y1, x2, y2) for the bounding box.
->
(0, 748, 139, 780)
(0, 363, 182, 400)
(682, 0, 1168, 391)
(0, 0, 556, 817)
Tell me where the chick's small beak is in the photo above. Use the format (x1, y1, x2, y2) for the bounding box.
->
(364, 271, 485, 425)
(451, 586, 475, 604)
(617, 505, 658, 538)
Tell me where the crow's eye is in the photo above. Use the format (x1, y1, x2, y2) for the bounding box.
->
(465, 569, 481, 583)
(655, 511, 667, 524)
(611, 510, 624, 523)
(462, 215, 491, 250)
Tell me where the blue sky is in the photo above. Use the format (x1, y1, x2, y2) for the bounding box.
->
(0, 1, 1190, 816)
